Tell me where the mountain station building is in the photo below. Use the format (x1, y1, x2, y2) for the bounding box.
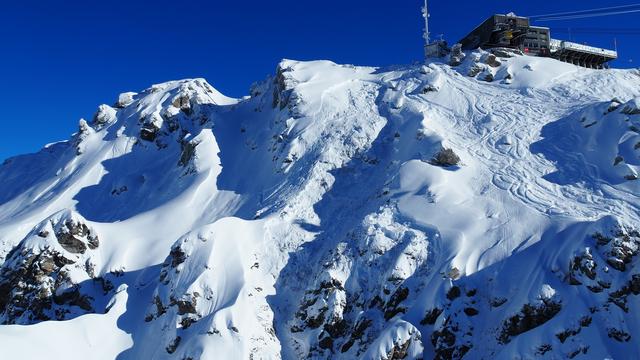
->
(458, 13, 617, 69)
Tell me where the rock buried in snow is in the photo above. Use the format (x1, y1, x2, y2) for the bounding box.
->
(621, 98, 640, 115)
(55, 219, 99, 254)
(483, 53, 501, 68)
(431, 148, 461, 167)
(92, 104, 117, 127)
(499, 135, 512, 145)
(115, 92, 137, 108)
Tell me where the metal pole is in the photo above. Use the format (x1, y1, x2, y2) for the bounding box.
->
(423, 0, 430, 45)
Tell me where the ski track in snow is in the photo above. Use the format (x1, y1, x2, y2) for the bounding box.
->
(431, 65, 640, 223)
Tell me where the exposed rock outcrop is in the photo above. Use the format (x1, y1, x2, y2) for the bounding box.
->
(0, 210, 108, 324)
(498, 299, 562, 344)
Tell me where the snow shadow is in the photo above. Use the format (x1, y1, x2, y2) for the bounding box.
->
(206, 103, 279, 221)
(114, 265, 164, 360)
(74, 143, 200, 222)
(530, 111, 601, 187)
(0, 142, 75, 207)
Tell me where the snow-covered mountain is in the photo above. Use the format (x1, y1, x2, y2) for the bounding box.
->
(1, 50, 640, 359)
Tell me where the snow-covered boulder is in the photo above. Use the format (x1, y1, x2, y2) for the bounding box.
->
(115, 92, 137, 108)
(92, 104, 117, 128)
(621, 97, 640, 115)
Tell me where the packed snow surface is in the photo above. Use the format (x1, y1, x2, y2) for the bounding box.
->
(1, 52, 640, 359)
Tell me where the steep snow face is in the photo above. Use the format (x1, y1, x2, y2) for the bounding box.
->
(532, 97, 640, 185)
(128, 218, 279, 359)
(1, 52, 640, 359)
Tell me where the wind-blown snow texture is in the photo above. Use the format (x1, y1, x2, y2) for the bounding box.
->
(1, 50, 640, 359)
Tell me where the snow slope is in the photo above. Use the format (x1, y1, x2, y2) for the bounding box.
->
(1, 50, 640, 359)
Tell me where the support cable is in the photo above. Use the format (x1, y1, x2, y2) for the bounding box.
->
(529, 3, 640, 18)
(536, 9, 640, 22)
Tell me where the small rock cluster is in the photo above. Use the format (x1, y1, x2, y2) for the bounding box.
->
(147, 244, 200, 327)
(428, 286, 478, 359)
(430, 148, 461, 167)
(498, 299, 562, 344)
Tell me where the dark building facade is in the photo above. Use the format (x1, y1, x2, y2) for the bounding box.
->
(458, 13, 616, 68)
(459, 14, 550, 56)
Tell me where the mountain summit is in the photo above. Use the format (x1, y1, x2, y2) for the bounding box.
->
(1, 51, 640, 359)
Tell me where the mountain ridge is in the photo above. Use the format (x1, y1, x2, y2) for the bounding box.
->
(0, 52, 640, 359)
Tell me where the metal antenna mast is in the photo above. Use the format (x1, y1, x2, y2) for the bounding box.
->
(423, 0, 430, 46)
(423, 0, 446, 59)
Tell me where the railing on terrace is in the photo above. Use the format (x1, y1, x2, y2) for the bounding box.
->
(549, 39, 617, 58)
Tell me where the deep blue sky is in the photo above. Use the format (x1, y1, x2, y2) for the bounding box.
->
(1, 0, 638, 161)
